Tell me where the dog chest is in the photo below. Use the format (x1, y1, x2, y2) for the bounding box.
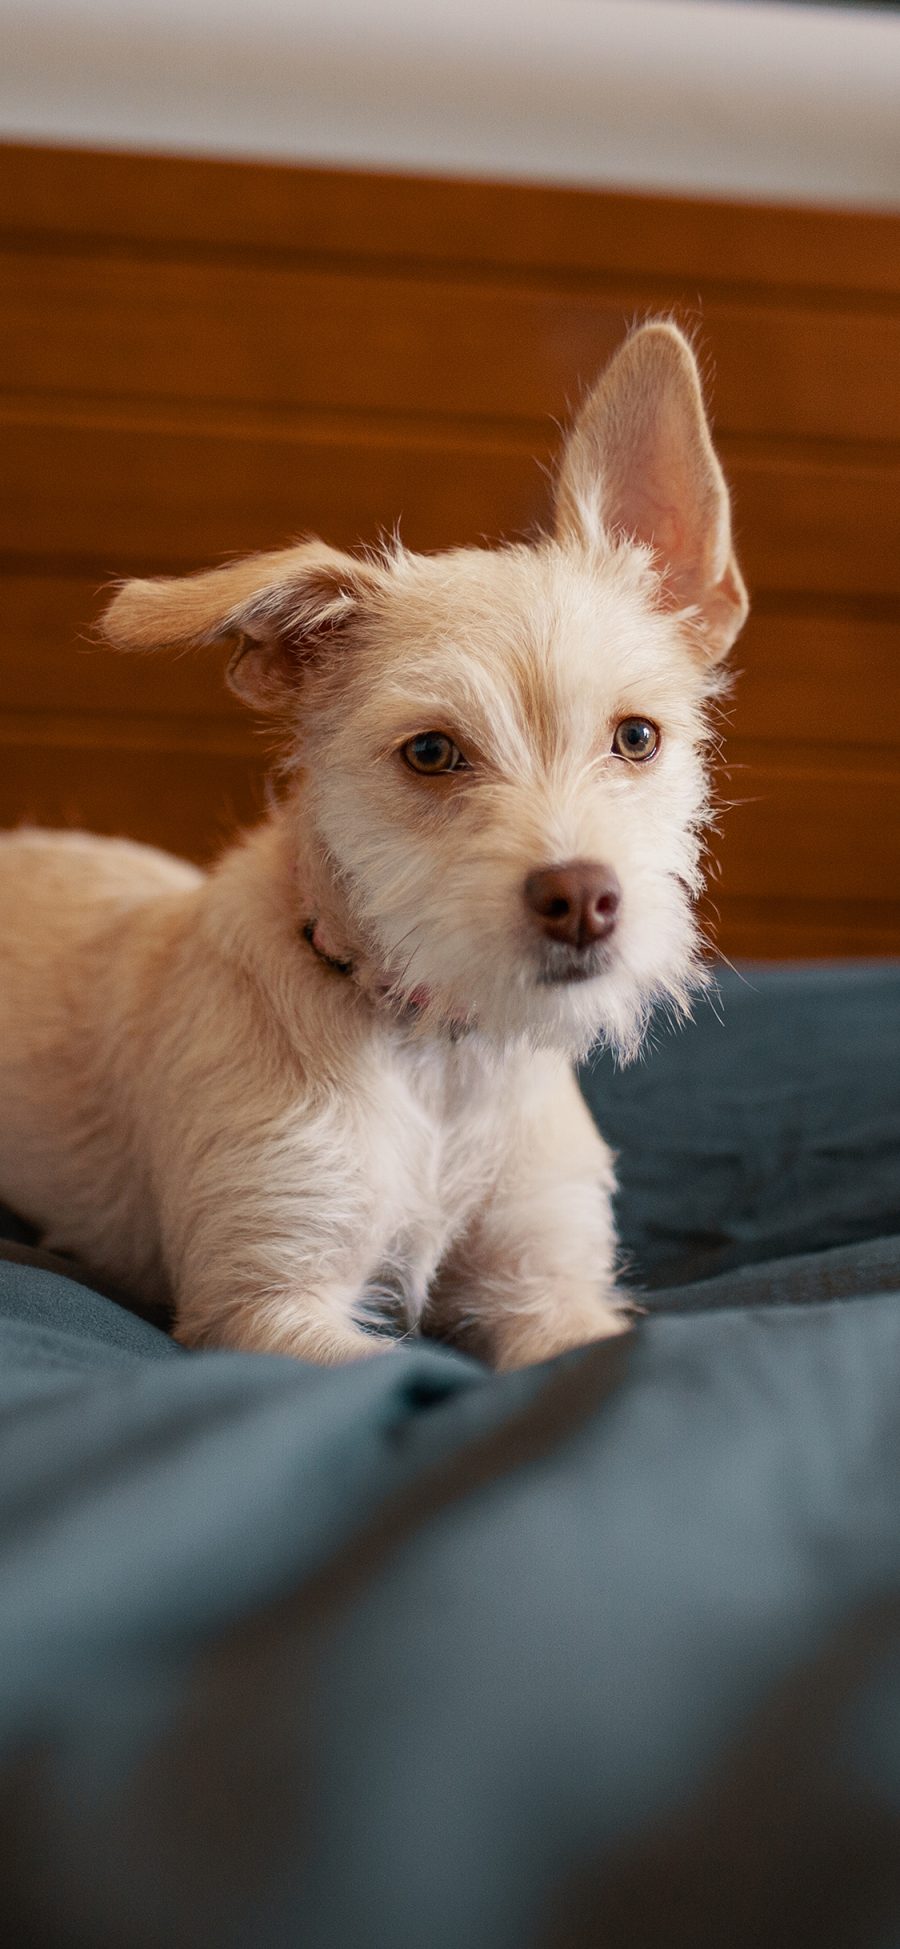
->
(358, 1042, 504, 1314)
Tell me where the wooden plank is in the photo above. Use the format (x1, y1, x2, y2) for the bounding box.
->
(713, 898, 900, 961)
(2, 142, 898, 299)
(0, 573, 243, 715)
(0, 740, 265, 864)
(714, 743, 900, 903)
(1, 406, 897, 598)
(4, 251, 899, 446)
(732, 614, 900, 747)
(0, 403, 553, 563)
(722, 450, 899, 603)
(0, 712, 253, 755)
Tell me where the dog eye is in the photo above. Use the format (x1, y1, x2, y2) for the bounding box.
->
(612, 717, 660, 762)
(402, 733, 467, 775)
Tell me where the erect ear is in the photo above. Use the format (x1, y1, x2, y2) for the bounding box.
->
(99, 540, 381, 710)
(555, 321, 748, 661)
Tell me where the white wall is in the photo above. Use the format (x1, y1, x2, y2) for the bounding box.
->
(2, 0, 898, 210)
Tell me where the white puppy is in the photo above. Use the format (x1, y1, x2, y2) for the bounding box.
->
(0, 322, 747, 1367)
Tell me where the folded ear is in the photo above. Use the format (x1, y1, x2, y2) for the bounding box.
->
(99, 540, 381, 709)
(555, 321, 748, 661)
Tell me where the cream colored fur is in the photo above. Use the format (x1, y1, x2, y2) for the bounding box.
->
(0, 323, 747, 1368)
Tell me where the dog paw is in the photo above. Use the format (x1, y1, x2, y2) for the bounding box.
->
(492, 1299, 634, 1371)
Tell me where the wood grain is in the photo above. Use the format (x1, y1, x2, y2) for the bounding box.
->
(711, 899, 900, 960)
(2, 407, 897, 599)
(0, 740, 266, 862)
(2, 141, 897, 297)
(4, 251, 898, 445)
(0, 574, 243, 715)
(715, 744, 900, 902)
(731, 614, 900, 748)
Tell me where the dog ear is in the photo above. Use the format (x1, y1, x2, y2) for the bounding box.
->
(555, 321, 748, 660)
(100, 541, 380, 709)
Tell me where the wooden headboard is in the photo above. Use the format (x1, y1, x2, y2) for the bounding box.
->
(1, 141, 898, 957)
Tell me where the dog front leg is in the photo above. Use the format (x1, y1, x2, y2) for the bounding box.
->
(147, 1057, 425, 1363)
(175, 1280, 396, 1364)
(429, 1063, 630, 1370)
(162, 1157, 401, 1365)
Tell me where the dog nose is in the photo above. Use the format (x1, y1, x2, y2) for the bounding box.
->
(523, 861, 621, 948)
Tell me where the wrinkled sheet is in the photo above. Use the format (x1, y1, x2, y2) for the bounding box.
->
(0, 965, 899, 1948)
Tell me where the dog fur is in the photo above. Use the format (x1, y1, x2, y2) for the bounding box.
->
(0, 322, 747, 1368)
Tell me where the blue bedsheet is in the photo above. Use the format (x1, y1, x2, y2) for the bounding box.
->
(1, 966, 898, 1948)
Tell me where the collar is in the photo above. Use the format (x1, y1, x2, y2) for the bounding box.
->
(301, 915, 470, 1039)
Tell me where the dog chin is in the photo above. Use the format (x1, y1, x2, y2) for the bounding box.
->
(372, 920, 698, 1061)
(524, 963, 639, 1054)
(535, 944, 614, 987)
(404, 952, 643, 1061)
(479, 933, 703, 1062)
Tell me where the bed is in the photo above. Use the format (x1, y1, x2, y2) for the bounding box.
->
(1, 961, 898, 1947)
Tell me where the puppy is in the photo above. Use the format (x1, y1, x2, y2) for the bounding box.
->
(0, 322, 747, 1368)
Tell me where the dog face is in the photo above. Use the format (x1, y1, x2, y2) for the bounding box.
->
(102, 322, 747, 1059)
(296, 538, 714, 1056)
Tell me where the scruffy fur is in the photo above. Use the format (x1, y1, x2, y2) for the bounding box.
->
(0, 323, 747, 1368)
